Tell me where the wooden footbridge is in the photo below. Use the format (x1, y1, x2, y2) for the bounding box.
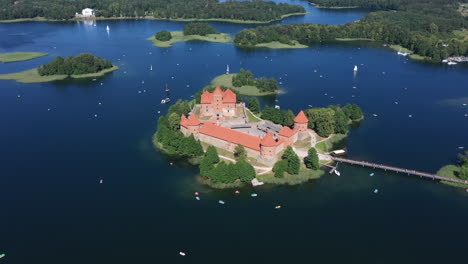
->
(331, 157, 468, 185)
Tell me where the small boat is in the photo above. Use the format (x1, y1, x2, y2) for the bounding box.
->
(374, 189, 379, 194)
(99, 179, 103, 184)
(442, 59, 448, 63)
(165, 84, 170, 92)
(161, 98, 170, 104)
(353, 65, 358, 72)
(106, 25, 110, 31)
(251, 193, 257, 197)
(334, 169, 341, 176)
(397, 51, 409, 56)
(226, 64, 230, 75)
(150, 65, 153, 71)
(369, 173, 375, 177)
(234, 190, 240, 194)
(218, 200, 225, 204)
(274, 105, 280, 109)
(447, 61, 457, 65)
(179, 252, 186, 256)
(194, 192, 199, 195)
(195, 196, 200, 200)
(275, 205, 281, 209)
(331, 149, 347, 156)
(0, 253, 5, 259)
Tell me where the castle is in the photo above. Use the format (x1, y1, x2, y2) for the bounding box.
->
(180, 86, 309, 164)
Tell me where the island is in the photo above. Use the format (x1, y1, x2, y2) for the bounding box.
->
(0, 53, 118, 83)
(0, 0, 306, 24)
(210, 68, 280, 96)
(234, 0, 468, 62)
(437, 151, 468, 188)
(148, 23, 230, 48)
(0, 52, 48, 63)
(153, 85, 363, 188)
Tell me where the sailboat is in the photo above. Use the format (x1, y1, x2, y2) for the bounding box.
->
(150, 65, 153, 71)
(226, 64, 230, 75)
(106, 25, 110, 31)
(165, 84, 170, 92)
(353, 65, 358, 72)
(334, 169, 341, 176)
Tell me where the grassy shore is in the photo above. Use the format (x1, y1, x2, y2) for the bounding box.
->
(246, 109, 261, 123)
(0, 52, 48, 63)
(210, 73, 279, 96)
(148, 31, 231, 48)
(437, 165, 468, 188)
(315, 134, 346, 153)
(254, 41, 308, 49)
(1, 12, 308, 24)
(258, 169, 325, 185)
(335, 38, 373, 41)
(309, 3, 358, 9)
(0, 66, 118, 83)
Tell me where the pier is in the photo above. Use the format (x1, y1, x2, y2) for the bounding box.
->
(331, 157, 468, 185)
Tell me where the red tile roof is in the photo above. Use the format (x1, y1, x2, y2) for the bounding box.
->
(180, 115, 188, 128)
(213, 86, 223, 94)
(186, 114, 201, 126)
(199, 123, 261, 151)
(222, 89, 237, 103)
(294, 110, 308, 124)
(260, 133, 278, 147)
(278, 126, 295, 137)
(201, 90, 212, 104)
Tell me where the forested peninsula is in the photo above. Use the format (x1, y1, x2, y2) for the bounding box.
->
(0, 0, 306, 23)
(235, 0, 468, 61)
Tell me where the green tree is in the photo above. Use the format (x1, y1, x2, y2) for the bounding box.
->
(234, 144, 247, 161)
(282, 146, 300, 175)
(342, 104, 363, 120)
(183, 22, 218, 36)
(247, 97, 260, 114)
(180, 135, 203, 156)
(168, 112, 181, 131)
(458, 165, 468, 180)
(273, 160, 287, 178)
(155, 30, 172, 41)
(458, 151, 468, 167)
(333, 109, 350, 134)
(204, 146, 220, 164)
(305, 147, 320, 170)
(236, 160, 256, 182)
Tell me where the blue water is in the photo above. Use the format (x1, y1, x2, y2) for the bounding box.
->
(1, 3, 468, 264)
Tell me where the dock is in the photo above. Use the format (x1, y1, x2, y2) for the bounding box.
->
(330, 157, 468, 185)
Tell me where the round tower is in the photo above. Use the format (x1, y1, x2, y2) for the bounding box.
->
(294, 110, 308, 132)
(260, 133, 277, 160)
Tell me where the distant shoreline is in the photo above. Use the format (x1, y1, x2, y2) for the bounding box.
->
(0, 12, 309, 24)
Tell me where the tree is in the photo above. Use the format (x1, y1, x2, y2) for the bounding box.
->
(236, 160, 256, 182)
(247, 97, 260, 114)
(234, 145, 247, 161)
(183, 23, 218, 36)
(458, 151, 468, 167)
(155, 30, 172, 41)
(204, 146, 220, 164)
(342, 104, 363, 120)
(283, 110, 295, 127)
(167, 112, 181, 131)
(305, 147, 320, 170)
(458, 165, 468, 180)
(282, 146, 300, 175)
(180, 135, 203, 156)
(273, 160, 287, 178)
(333, 109, 350, 134)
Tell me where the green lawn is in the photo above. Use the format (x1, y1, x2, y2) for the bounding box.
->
(0, 66, 119, 83)
(210, 73, 278, 96)
(246, 109, 261, 123)
(254, 41, 308, 49)
(293, 136, 311, 150)
(147, 31, 231, 48)
(437, 165, 468, 188)
(157, 12, 308, 24)
(335, 38, 373, 41)
(0, 52, 48, 63)
(389, 45, 413, 54)
(258, 169, 325, 185)
(315, 134, 346, 153)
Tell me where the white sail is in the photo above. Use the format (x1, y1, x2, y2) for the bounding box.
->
(150, 65, 153, 71)
(106, 25, 110, 31)
(353, 65, 358, 72)
(226, 64, 230, 75)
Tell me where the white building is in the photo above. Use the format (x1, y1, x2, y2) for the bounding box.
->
(81, 8, 95, 17)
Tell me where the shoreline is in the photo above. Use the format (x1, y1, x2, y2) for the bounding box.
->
(309, 3, 359, 9)
(0, 12, 309, 24)
(0, 52, 48, 63)
(0, 66, 119, 83)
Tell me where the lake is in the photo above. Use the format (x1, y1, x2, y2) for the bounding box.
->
(1, 2, 467, 264)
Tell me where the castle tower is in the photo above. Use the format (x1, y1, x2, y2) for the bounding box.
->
(294, 110, 308, 132)
(186, 114, 202, 136)
(260, 133, 278, 160)
(212, 86, 223, 113)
